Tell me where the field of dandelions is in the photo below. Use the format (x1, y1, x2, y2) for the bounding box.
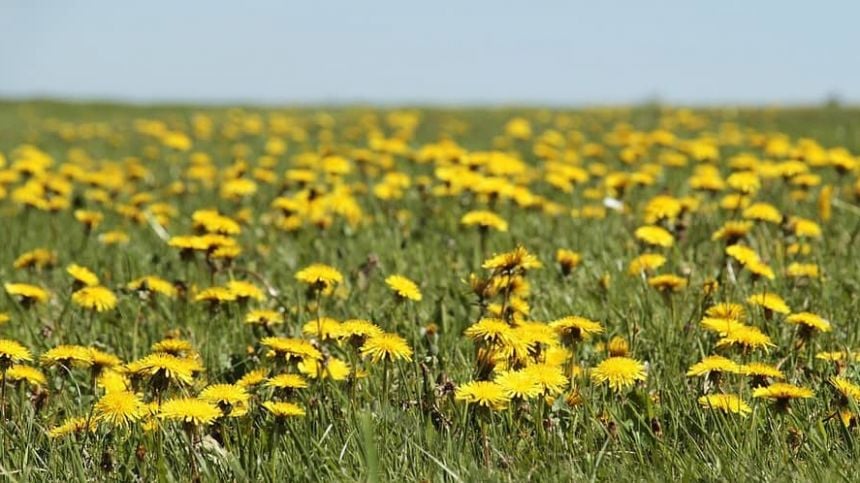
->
(1, 101, 860, 481)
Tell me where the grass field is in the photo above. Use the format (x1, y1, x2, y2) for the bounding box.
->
(1, 100, 860, 481)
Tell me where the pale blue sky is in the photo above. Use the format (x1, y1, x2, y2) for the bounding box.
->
(1, 1, 858, 105)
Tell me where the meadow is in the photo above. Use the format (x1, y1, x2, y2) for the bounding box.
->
(1, 100, 859, 481)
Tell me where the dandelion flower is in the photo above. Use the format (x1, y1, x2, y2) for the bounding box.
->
(71, 286, 117, 312)
(550, 316, 603, 342)
(226, 280, 265, 301)
(454, 381, 510, 410)
(705, 303, 746, 321)
(265, 373, 309, 390)
(302, 317, 343, 341)
(482, 245, 542, 274)
(66, 264, 100, 287)
(716, 326, 774, 351)
(245, 309, 284, 327)
(200, 384, 250, 416)
(648, 274, 688, 292)
(48, 417, 95, 439)
(634, 225, 674, 248)
(495, 370, 543, 399)
(460, 210, 508, 232)
(831, 377, 860, 401)
(753, 382, 814, 401)
(298, 357, 351, 381)
(360, 333, 413, 362)
(237, 368, 269, 388)
(746, 292, 790, 315)
(465, 318, 514, 345)
(698, 394, 751, 416)
(385, 275, 422, 301)
(740, 362, 784, 380)
(262, 401, 306, 418)
(686, 355, 742, 377)
(590, 357, 647, 391)
(521, 363, 569, 394)
(0, 339, 32, 367)
(261, 337, 322, 362)
(151, 338, 195, 356)
(127, 276, 177, 297)
(95, 391, 146, 428)
(4, 283, 50, 305)
(158, 398, 221, 425)
(628, 253, 666, 275)
(556, 249, 581, 275)
(786, 312, 831, 333)
(41, 345, 93, 368)
(5, 364, 46, 387)
(295, 263, 343, 290)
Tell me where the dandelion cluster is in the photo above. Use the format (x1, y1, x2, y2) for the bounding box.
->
(0, 104, 858, 479)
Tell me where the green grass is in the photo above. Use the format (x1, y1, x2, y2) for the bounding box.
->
(0, 100, 859, 481)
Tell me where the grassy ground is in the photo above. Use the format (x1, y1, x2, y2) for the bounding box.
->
(1, 100, 859, 481)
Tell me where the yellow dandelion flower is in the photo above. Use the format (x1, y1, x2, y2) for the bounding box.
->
(4, 283, 50, 305)
(66, 264, 100, 287)
(245, 309, 284, 327)
(495, 370, 543, 399)
(706, 303, 746, 321)
(48, 417, 95, 439)
(194, 286, 236, 303)
(698, 394, 751, 416)
(716, 326, 774, 351)
(740, 362, 784, 380)
(786, 262, 820, 279)
(742, 202, 782, 224)
(465, 318, 515, 345)
(266, 373, 309, 390)
(262, 401, 306, 418)
(13, 248, 57, 270)
(753, 382, 814, 400)
(590, 357, 647, 391)
(237, 368, 269, 388)
(94, 391, 146, 428)
(41, 345, 93, 368)
(0, 339, 32, 367)
(5, 364, 45, 386)
(302, 317, 343, 341)
(295, 263, 343, 289)
(746, 292, 790, 315)
(158, 398, 221, 425)
(482, 245, 542, 274)
(126, 353, 195, 385)
(200, 384, 250, 416)
(261, 337, 322, 362)
(460, 210, 509, 232)
(226, 280, 265, 301)
(628, 253, 666, 276)
(454, 381, 510, 410)
(786, 312, 831, 333)
(550, 316, 603, 342)
(71, 286, 117, 312)
(385, 274, 422, 301)
(298, 357, 351, 381)
(712, 220, 754, 242)
(648, 274, 688, 292)
(686, 355, 742, 377)
(634, 225, 674, 248)
(127, 276, 177, 297)
(151, 338, 194, 356)
(555, 249, 581, 275)
(360, 333, 413, 362)
(831, 377, 860, 401)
